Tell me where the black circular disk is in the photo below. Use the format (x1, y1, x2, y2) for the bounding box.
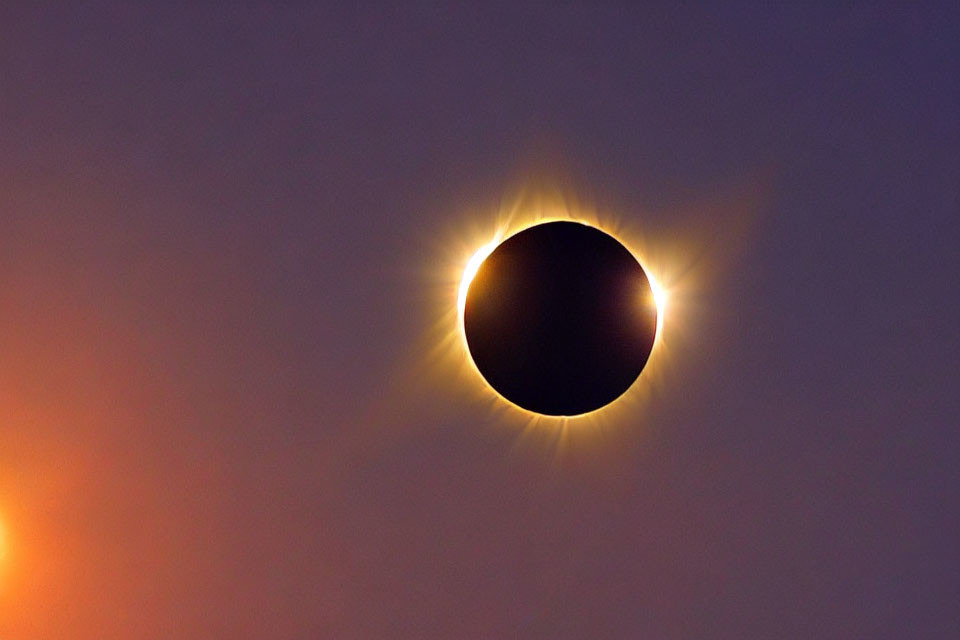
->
(463, 221, 658, 416)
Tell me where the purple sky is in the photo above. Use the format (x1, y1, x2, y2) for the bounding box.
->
(0, 3, 957, 638)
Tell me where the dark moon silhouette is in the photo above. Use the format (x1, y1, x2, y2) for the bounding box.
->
(463, 221, 658, 416)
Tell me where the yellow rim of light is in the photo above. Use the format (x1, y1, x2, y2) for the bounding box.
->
(453, 214, 669, 422)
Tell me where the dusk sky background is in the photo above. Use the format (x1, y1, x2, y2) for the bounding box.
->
(0, 3, 957, 638)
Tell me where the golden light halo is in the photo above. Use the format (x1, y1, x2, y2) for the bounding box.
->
(443, 199, 673, 426)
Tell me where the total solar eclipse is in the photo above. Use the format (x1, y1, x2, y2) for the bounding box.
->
(462, 221, 658, 416)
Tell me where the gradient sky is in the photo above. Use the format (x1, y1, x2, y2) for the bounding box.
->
(1, 3, 957, 638)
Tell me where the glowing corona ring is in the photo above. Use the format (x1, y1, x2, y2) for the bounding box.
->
(445, 198, 670, 425)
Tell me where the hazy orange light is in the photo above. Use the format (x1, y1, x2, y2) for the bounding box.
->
(0, 513, 7, 579)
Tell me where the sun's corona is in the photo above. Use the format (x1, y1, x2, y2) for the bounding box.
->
(453, 212, 670, 422)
